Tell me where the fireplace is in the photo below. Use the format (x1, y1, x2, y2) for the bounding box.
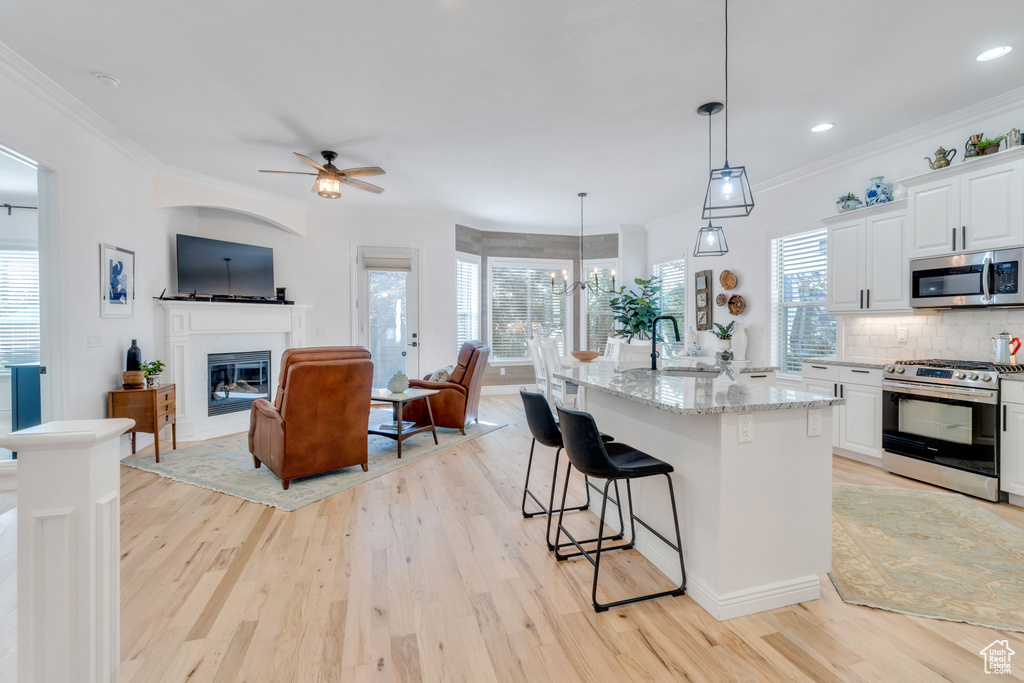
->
(208, 351, 272, 416)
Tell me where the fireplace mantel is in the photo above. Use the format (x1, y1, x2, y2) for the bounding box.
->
(157, 300, 309, 438)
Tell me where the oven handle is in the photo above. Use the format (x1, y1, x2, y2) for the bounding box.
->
(982, 255, 992, 302)
(882, 380, 998, 404)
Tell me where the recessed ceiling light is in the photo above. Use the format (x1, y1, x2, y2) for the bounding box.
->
(977, 46, 1013, 61)
(811, 123, 834, 133)
(93, 73, 120, 88)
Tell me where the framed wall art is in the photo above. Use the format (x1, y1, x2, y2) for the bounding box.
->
(695, 269, 712, 331)
(100, 243, 135, 318)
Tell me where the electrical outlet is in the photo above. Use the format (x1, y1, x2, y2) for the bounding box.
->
(738, 414, 753, 443)
(316, 326, 327, 337)
(808, 409, 822, 437)
(897, 327, 908, 343)
(88, 334, 103, 348)
(500, 367, 506, 375)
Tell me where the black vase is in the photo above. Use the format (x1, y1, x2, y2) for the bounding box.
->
(126, 339, 142, 371)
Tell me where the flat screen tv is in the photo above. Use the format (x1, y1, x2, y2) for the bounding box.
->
(176, 235, 275, 297)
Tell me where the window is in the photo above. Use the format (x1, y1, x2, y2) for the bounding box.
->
(653, 258, 686, 326)
(456, 255, 480, 353)
(0, 249, 39, 368)
(583, 260, 617, 353)
(489, 258, 571, 361)
(770, 228, 836, 373)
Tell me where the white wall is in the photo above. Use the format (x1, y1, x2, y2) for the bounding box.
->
(646, 93, 1024, 368)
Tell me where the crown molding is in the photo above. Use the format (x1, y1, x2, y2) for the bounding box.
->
(644, 85, 1024, 232)
(0, 39, 162, 172)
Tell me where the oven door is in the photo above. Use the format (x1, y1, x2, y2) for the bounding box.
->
(910, 248, 1023, 308)
(881, 380, 998, 477)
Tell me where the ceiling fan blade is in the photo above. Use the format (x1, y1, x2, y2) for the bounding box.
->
(339, 166, 386, 178)
(341, 177, 385, 194)
(294, 152, 328, 173)
(259, 170, 318, 175)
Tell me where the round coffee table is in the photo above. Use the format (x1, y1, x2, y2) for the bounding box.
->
(368, 387, 440, 458)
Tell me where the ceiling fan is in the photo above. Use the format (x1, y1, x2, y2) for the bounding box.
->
(259, 151, 385, 199)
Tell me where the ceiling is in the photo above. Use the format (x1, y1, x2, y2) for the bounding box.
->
(0, 0, 1019, 230)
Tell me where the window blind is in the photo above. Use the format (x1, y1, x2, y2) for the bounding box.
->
(456, 258, 480, 353)
(585, 266, 616, 353)
(490, 261, 569, 360)
(0, 250, 40, 368)
(770, 229, 836, 373)
(653, 258, 686, 324)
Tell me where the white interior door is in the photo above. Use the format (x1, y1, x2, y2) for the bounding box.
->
(356, 246, 420, 388)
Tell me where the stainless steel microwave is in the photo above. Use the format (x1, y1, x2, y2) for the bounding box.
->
(910, 248, 1024, 308)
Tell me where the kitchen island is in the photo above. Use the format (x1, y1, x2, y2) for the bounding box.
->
(554, 363, 844, 620)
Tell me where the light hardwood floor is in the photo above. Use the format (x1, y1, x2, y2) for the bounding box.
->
(2, 394, 1024, 682)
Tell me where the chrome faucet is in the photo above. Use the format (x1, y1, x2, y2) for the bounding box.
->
(651, 315, 680, 370)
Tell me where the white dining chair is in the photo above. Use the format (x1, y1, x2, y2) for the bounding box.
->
(528, 338, 549, 400)
(604, 337, 621, 360)
(540, 338, 577, 408)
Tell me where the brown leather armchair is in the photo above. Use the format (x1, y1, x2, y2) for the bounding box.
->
(402, 341, 490, 434)
(249, 347, 374, 489)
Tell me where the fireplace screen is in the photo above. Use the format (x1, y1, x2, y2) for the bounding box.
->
(208, 350, 272, 416)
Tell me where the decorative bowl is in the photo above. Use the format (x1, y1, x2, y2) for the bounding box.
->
(570, 350, 600, 362)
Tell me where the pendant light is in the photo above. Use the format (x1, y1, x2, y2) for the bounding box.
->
(702, 0, 754, 220)
(694, 102, 729, 257)
(551, 193, 617, 295)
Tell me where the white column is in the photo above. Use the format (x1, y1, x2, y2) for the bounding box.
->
(0, 418, 134, 683)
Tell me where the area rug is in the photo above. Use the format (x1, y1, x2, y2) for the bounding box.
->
(830, 483, 1024, 632)
(121, 410, 504, 511)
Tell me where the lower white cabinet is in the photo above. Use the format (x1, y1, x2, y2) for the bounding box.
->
(739, 371, 776, 386)
(801, 363, 883, 461)
(801, 376, 840, 448)
(1001, 401, 1024, 498)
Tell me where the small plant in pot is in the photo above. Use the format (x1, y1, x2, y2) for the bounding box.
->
(975, 135, 1005, 155)
(837, 192, 862, 213)
(711, 321, 735, 352)
(141, 360, 165, 387)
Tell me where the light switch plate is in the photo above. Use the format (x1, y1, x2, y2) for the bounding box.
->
(87, 334, 102, 348)
(316, 326, 327, 337)
(897, 327, 908, 343)
(738, 414, 753, 443)
(808, 409, 822, 437)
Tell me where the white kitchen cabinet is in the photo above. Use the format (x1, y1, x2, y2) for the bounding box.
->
(903, 152, 1024, 258)
(1000, 398, 1024, 500)
(739, 371, 776, 386)
(801, 363, 883, 461)
(823, 203, 908, 314)
(801, 375, 840, 448)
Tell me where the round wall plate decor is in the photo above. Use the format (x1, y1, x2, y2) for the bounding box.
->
(727, 294, 746, 315)
(716, 293, 727, 306)
(720, 270, 738, 291)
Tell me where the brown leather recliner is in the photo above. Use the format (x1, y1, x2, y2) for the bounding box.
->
(249, 346, 374, 490)
(402, 341, 490, 434)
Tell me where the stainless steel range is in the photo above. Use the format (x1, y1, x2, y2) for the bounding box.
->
(882, 359, 1024, 501)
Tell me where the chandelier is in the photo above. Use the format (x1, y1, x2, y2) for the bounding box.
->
(551, 192, 617, 295)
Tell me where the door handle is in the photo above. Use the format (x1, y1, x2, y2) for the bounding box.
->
(961, 225, 966, 249)
(860, 289, 864, 309)
(840, 384, 844, 398)
(952, 227, 956, 251)
(1004, 404, 1007, 431)
(833, 383, 837, 397)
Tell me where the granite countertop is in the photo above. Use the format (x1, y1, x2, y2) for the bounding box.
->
(555, 363, 844, 416)
(1001, 375, 1024, 383)
(800, 357, 890, 370)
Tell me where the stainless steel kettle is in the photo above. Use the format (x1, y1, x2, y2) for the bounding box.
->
(992, 331, 1022, 363)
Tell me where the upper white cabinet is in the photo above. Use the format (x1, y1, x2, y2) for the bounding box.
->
(902, 150, 1024, 258)
(824, 201, 908, 314)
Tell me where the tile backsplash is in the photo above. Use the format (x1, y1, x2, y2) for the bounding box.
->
(843, 309, 1024, 362)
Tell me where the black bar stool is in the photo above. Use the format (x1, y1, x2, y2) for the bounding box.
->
(519, 388, 624, 550)
(554, 404, 686, 612)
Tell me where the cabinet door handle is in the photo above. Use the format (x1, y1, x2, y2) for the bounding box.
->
(811, 365, 828, 370)
(840, 384, 844, 398)
(1004, 404, 1007, 431)
(749, 374, 767, 378)
(866, 289, 870, 308)
(952, 227, 956, 251)
(852, 369, 870, 374)
(834, 383, 838, 397)
(860, 289, 864, 309)
(962, 225, 966, 249)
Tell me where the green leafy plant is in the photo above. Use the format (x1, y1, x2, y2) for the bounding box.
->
(140, 360, 165, 377)
(712, 321, 735, 340)
(975, 135, 1005, 150)
(609, 276, 662, 342)
(838, 192, 861, 203)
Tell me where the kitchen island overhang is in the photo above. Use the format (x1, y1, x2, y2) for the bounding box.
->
(555, 364, 845, 620)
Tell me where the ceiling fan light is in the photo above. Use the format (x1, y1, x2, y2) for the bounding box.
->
(317, 175, 342, 199)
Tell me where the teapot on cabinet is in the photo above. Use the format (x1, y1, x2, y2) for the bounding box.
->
(992, 332, 1021, 364)
(924, 146, 957, 169)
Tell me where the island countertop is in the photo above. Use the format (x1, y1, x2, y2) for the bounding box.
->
(555, 363, 844, 416)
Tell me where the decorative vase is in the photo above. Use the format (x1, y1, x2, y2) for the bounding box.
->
(864, 176, 893, 206)
(146, 374, 162, 387)
(715, 338, 732, 353)
(121, 370, 145, 390)
(126, 339, 142, 371)
(387, 371, 409, 393)
(731, 323, 748, 361)
(837, 199, 862, 213)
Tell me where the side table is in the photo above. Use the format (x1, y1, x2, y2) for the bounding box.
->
(108, 383, 177, 462)
(367, 387, 439, 458)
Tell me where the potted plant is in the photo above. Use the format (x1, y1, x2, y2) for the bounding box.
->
(711, 321, 735, 352)
(609, 276, 661, 343)
(141, 360, 166, 387)
(975, 135, 1005, 156)
(837, 192, 862, 213)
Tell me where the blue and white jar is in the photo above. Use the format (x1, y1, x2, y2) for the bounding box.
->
(865, 176, 893, 206)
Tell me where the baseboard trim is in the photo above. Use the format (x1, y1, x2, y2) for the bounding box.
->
(834, 448, 883, 468)
(0, 460, 16, 492)
(1009, 493, 1024, 508)
(481, 384, 530, 395)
